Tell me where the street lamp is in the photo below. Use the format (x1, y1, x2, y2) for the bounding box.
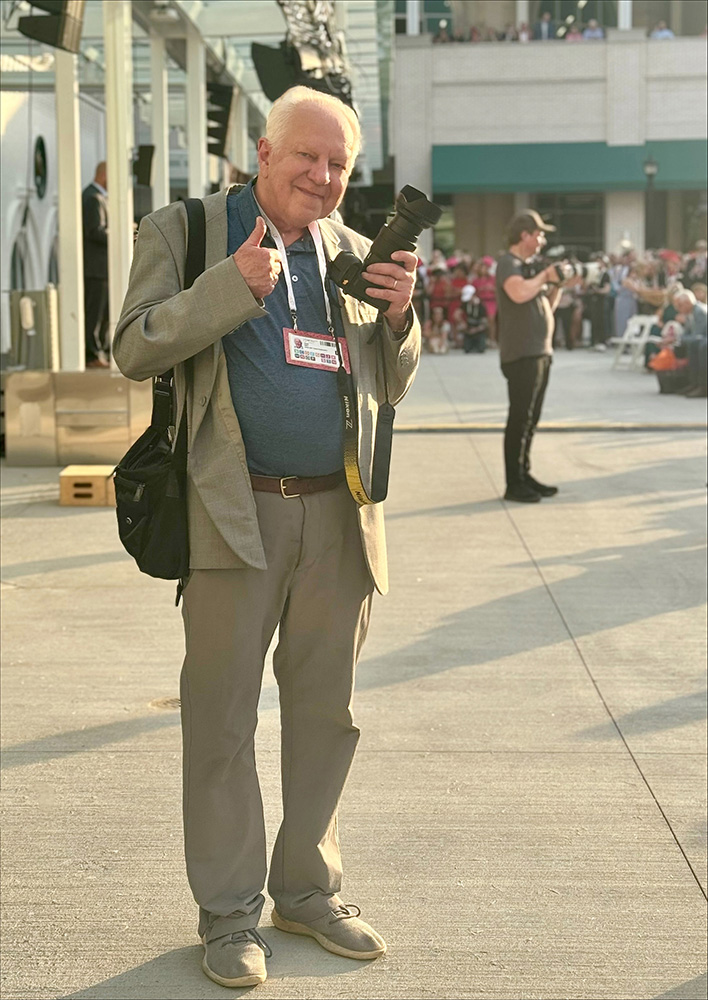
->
(643, 155, 659, 248)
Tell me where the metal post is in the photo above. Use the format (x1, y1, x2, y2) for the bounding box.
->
(645, 174, 654, 249)
(103, 0, 134, 356)
(150, 31, 170, 210)
(54, 49, 84, 371)
(406, 0, 421, 35)
(186, 27, 207, 198)
(618, 0, 633, 30)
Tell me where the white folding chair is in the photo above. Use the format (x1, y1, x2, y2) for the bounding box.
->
(610, 315, 658, 370)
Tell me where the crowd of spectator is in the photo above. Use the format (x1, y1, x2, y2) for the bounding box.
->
(415, 239, 708, 397)
(431, 13, 706, 43)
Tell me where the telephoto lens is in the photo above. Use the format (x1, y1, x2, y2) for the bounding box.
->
(329, 185, 442, 309)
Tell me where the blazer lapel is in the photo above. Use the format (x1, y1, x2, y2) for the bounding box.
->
(200, 188, 232, 392)
(319, 221, 360, 371)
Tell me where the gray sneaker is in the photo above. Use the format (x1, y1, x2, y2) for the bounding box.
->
(201, 928, 271, 988)
(272, 903, 386, 960)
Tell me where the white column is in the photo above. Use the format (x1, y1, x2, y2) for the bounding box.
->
(230, 88, 249, 173)
(516, 0, 530, 25)
(618, 0, 633, 30)
(605, 191, 645, 253)
(186, 28, 207, 198)
(406, 0, 421, 35)
(150, 31, 170, 210)
(54, 50, 84, 371)
(103, 0, 134, 353)
(514, 192, 531, 212)
(393, 41, 433, 257)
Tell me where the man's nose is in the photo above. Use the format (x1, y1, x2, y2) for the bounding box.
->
(308, 158, 330, 186)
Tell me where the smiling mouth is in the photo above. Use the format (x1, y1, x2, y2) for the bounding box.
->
(296, 188, 324, 199)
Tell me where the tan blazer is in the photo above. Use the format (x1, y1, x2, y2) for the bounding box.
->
(113, 186, 421, 594)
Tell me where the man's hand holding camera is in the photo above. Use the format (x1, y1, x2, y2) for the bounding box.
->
(363, 250, 418, 332)
(232, 217, 282, 300)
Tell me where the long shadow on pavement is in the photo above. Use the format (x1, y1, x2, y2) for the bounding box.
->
(59, 931, 370, 999)
(652, 972, 708, 1000)
(0, 712, 179, 770)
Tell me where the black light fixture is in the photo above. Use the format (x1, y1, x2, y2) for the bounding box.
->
(133, 145, 155, 187)
(643, 155, 659, 248)
(206, 83, 234, 159)
(17, 1, 85, 55)
(643, 155, 659, 184)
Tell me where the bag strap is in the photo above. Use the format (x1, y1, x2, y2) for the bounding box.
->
(151, 198, 207, 430)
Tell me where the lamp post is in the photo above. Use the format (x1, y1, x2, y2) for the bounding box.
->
(643, 155, 659, 249)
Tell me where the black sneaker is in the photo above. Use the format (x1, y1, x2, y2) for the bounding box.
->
(525, 475, 558, 497)
(504, 483, 542, 503)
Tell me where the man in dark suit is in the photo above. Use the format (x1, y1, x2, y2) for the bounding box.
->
(82, 162, 110, 367)
(532, 11, 558, 40)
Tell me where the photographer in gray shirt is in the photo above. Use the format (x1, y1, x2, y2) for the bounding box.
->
(495, 211, 570, 503)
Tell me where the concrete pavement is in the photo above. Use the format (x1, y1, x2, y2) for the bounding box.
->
(1, 352, 706, 999)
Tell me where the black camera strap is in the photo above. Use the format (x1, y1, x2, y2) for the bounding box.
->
(256, 205, 396, 507)
(332, 310, 394, 506)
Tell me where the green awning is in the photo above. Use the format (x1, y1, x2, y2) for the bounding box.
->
(432, 141, 707, 193)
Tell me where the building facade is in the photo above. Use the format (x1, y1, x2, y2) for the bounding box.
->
(392, 0, 707, 257)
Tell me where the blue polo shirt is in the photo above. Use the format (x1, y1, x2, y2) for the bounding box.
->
(223, 181, 345, 477)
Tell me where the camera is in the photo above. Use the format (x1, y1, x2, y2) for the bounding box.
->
(328, 185, 442, 308)
(522, 256, 604, 286)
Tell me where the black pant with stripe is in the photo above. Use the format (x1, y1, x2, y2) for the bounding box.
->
(501, 354, 552, 489)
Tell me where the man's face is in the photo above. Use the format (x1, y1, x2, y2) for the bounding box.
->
(520, 228, 546, 258)
(256, 107, 354, 231)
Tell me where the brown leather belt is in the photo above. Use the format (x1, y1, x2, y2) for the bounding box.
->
(250, 470, 346, 499)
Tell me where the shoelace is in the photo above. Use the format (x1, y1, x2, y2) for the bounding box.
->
(225, 928, 273, 958)
(329, 903, 361, 922)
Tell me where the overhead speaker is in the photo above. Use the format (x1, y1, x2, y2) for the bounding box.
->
(251, 42, 301, 103)
(18, 1, 86, 55)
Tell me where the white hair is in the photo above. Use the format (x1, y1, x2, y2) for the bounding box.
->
(265, 86, 361, 166)
(676, 288, 697, 306)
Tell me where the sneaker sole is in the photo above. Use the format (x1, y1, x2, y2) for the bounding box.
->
(201, 957, 267, 988)
(271, 910, 386, 960)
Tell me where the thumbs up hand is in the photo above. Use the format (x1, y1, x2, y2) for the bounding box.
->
(232, 217, 282, 299)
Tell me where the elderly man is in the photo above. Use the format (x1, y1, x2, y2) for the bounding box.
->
(674, 289, 708, 397)
(114, 87, 420, 988)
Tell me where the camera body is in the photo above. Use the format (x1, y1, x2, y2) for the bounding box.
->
(328, 185, 442, 309)
(522, 254, 604, 287)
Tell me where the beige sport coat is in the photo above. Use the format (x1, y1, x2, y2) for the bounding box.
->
(113, 186, 421, 594)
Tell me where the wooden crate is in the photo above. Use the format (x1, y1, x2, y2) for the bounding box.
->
(59, 465, 116, 506)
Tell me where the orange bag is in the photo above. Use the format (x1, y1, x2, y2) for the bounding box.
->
(649, 347, 679, 372)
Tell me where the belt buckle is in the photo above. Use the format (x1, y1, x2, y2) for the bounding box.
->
(279, 476, 300, 499)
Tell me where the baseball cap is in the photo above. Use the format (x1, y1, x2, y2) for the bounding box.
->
(510, 210, 556, 233)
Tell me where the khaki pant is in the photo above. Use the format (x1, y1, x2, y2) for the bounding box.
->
(179, 483, 374, 942)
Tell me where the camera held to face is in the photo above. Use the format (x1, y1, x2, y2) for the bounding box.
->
(522, 253, 604, 287)
(328, 185, 442, 308)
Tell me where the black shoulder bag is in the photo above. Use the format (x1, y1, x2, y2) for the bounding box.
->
(113, 198, 206, 582)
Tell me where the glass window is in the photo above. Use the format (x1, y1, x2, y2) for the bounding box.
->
(48, 234, 59, 285)
(534, 192, 605, 253)
(10, 239, 26, 292)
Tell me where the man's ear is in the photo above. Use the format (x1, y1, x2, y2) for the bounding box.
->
(257, 137, 271, 176)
